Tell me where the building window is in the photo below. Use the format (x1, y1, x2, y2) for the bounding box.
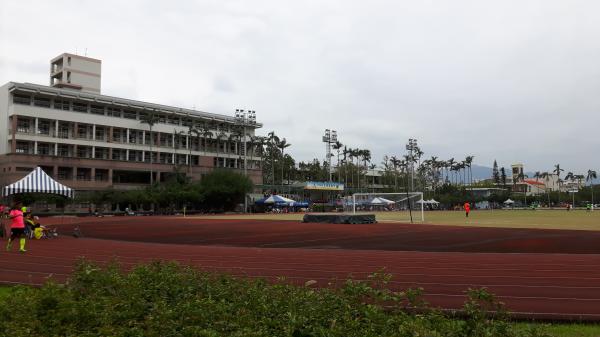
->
(95, 169, 108, 182)
(77, 169, 89, 181)
(91, 105, 105, 115)
(94, 147, 108, 160)
(54, 100, 70, 110)
(123, 110, 137, 119)
(13, 94, 31, 105)
(128, 130, 138, 144)
(58, 124, 70, 139)
(37, 143, 51, 155)
(107, 107, 121, 117)
(166, 116, 178, 125)
(33, 96, 51, 108)
(57, 144, 70, 157)
(37, 120, 51, 135)
(77, 125, 88, 139)
(73, 102, 88, 112)
(95, 127, 105, 141)
(67, 71, 71, 83)
(77, 146, 91, 158)
(17, 119, 30, 133)
(15, 141, 30, 154)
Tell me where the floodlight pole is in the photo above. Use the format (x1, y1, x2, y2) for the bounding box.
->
(235, 109, 257, 213)
(406, 138, 417, 192)
(322, 129, 337, 182)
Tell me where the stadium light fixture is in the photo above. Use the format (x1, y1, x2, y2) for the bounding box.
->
(322, 129, 337, 182)
(234, 108, 257, 213)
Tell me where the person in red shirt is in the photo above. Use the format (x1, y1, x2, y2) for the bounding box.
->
(6, 201, 27, 252)
(464, 202, 471, 218)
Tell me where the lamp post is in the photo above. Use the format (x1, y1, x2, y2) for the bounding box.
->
(235, 109, 257, 213)
(322, 129, 337, 182)
(406, 138, 418, 191)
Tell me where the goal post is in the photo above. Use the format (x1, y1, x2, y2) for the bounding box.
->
(345, 192, 425, 222)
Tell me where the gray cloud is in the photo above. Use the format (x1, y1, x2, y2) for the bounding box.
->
(1, 0, 599, 173)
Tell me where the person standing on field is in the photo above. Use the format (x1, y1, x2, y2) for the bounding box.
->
(6, 201, 27, 252)
(464, 201, 471, 218)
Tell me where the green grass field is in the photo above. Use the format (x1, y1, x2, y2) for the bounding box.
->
(188, 210, 600, 231)
(0, 286, 11, 300)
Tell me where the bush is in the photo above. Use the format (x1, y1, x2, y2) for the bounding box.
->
(0, 260, 551, 337)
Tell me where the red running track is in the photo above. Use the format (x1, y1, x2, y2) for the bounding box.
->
(2, 216, 600, 321)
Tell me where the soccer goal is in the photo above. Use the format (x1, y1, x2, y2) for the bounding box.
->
(343, 192, 425, 222)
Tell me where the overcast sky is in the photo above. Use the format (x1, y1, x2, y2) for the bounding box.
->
(1, 0, 599, 173)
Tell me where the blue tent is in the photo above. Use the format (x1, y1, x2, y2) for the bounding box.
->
(255, 195, 295, 205)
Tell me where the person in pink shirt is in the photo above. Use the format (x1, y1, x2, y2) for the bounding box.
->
(6, 201, 27, 252)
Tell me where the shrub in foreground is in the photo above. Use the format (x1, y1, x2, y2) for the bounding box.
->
(0, 260, 551, 337)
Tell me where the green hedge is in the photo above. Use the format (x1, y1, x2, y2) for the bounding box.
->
(0, 260, 553, 337)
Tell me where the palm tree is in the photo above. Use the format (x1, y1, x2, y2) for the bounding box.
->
(228, 129, 242, 169)
(214, 130, 226, 168)
(360, 149, 371, 193)
(390, 156, 400, 192)
(429, 156, 439, 193)
(342, 146, 350, 185)
(267, 131, 279, 186)
(332, 141, 343, 182)
(541, 172, 551, 205)
(140, 111, 160, 185)
(351, 148, 361, 190)
(369, 163, 377, 192)
(554, 164, 565, 203)
(464, 156, 474, 189)
(173, 129, 186, 168)
(446, 158, 455, 185)
(186, 124, 197, 174)
(200, 125, 214, 155)
(587, 170, 597, 210)
(565, 171, 574, 182)
(346, 148, 354, 188)
(278, 138, 291, 188)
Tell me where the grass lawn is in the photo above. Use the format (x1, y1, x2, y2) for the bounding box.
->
(0, 285, 11, 300)
(516, 322, 600, 337)
(187, 210, 600, 231)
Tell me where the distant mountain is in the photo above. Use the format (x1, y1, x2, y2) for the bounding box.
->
(470, 165, 493, 181)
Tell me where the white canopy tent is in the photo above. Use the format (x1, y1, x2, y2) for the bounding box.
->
(368, 197, 395, 205)
(428, 199, 440, 204)
(2, 167, 74, 199)
(503, 199, 515, 204)
(259, 195, 296, 204)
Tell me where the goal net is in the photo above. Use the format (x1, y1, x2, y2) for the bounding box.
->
(343, 192, 425, 222)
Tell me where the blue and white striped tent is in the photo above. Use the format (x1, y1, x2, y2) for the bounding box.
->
(2, 167, 74, 198)
(255, 195, 295, 205)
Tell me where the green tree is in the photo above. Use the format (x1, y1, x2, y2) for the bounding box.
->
(500, 167, 507, 188)
(199, 170, 253, 212)
(492, 160, 500, 185)
(587, 169, 597, 209)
